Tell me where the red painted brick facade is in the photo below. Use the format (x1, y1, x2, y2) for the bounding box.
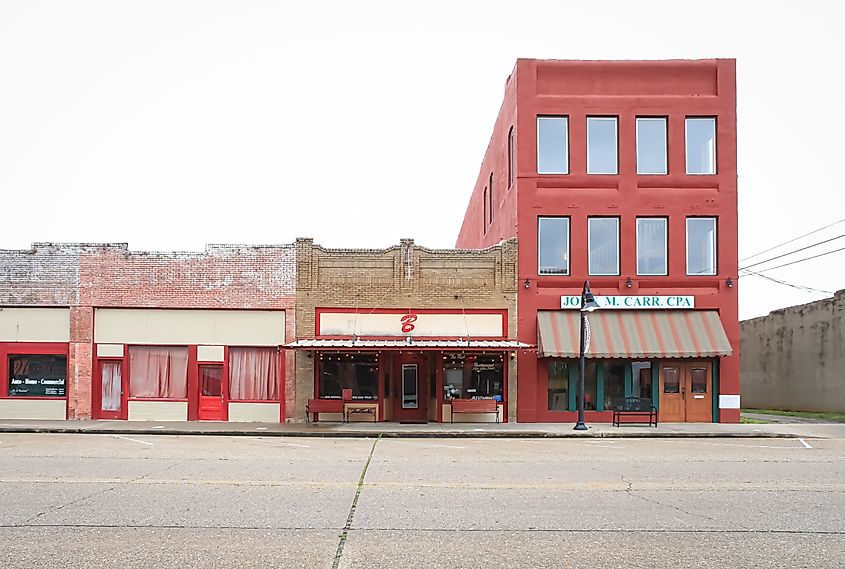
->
(1, 243, 296, 419)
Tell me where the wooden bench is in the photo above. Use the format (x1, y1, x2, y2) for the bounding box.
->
(450, 399, 500, 423)
(305, 398, 343, 422)
(612, 397, 658, 427)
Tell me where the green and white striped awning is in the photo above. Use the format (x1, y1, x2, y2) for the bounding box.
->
(537, 310, 732, 358)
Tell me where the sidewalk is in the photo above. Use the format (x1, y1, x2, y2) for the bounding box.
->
(2, 419, 844, 439)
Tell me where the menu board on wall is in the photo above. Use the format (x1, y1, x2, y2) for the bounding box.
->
(8, 355, 67, 397)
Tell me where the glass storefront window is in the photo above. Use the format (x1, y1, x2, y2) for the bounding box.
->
(632, 362, 652, 399)
(443, 354, 503, 401)
(8, 355, 67, 397)
(583, 360, 598, 410)
(318, 353, 378, 400)
(604, 362, 625, 409)
(547, 360, 569, 411)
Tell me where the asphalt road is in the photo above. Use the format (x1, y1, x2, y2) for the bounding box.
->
(0, 433, 842, 568)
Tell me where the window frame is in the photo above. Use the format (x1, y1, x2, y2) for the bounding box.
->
(536, 115, 569, 175)
(537, 216, 571, 276)
(507, 126, 515, 189)
(686, 217, 718, 276)
(685, 116, 717, 175)
(635, 117, 668, 175)
(588, 216, 621, 276)
(586, 116, 619, 175)
(636, 217, 669, 276)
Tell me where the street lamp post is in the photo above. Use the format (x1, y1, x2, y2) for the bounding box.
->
(574, 280, 599, 431)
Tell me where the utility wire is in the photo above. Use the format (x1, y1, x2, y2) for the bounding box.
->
(739, 233, 845, 271)
(739, 268, 833, 295)
(739, 217, 845, 262)
(742, 245, 845, 274)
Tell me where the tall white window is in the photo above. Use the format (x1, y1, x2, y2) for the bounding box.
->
(686, 217, 717, 275)
(537, 116, 568, 174)
(587, 117, 618, 174)
(588, 217, 620, 276)
(538, 217, 570, 275)
(636, 218, 668, 275)
(686, 117, 716, 174)
(636, 117, 668, 174)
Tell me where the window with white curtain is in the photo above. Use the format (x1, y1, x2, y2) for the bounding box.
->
(687, 217, 717, 275)
(128, 346, 188, 398)
(229, 347, 279, 400)
(637, 218, 668, 275)
(101, 361, 122, 411)
(588, 217, 620, 275)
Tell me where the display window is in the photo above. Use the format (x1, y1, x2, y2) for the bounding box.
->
(443, 354, 504, 401)
(318, 353, 378, 400)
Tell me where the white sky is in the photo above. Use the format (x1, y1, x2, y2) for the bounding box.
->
(1, 1, 843, 320)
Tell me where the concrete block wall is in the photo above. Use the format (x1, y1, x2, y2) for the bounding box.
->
(1, 243, 297, 419)
(294, 237, 519, 421)
(741, 290, 845, 412)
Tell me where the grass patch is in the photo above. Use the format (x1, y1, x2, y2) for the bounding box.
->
(740, 417, 774, 424)
(742, 408, 845, 422)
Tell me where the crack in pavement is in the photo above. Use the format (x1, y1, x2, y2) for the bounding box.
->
(332, 434, 380, 569)
(620, 474, 747, 530)
(17, 461, 181, 526)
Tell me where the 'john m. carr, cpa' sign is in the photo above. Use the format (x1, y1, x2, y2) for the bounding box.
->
(560, 295, 695, 310)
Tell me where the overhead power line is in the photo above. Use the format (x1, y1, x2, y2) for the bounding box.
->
(739, 217, 845, 263)
(739, 233, 845, 271)
(739, 268, 833, 295)
(742, 245, 845, 274)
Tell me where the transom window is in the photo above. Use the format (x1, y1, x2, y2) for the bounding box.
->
(537, 116, 568, 174)
(588, 217, 620, 276)
(538, 217, 570, 275)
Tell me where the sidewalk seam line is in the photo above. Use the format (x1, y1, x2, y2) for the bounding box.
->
(332, 433, 380, 569)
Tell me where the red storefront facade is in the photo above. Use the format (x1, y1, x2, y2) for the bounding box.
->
(456, 59, 739, 423)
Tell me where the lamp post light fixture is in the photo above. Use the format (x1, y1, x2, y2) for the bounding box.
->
(574, 280, 600, 431)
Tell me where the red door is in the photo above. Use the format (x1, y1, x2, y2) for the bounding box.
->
(97, 360, 127, 420)
(394, 355, 427, 423)
(198, 364, 226, 421)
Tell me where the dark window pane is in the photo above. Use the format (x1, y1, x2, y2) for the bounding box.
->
(691, 367, 708, 393)
(8, 355, 67, 397)
(402, 364, 418, 409)
(604, 362, 625, 409)
(632, 362, 652, 398)
(547, 360, 569, 411)
(318, 353, 378, 400)
(664, 367, 680, 394)
(584, 360, 598, 410)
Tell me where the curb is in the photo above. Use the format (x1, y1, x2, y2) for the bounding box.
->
(0, 427, 803, 439)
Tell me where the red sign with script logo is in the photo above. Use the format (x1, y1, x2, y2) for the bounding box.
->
(400, 313, 418, 333)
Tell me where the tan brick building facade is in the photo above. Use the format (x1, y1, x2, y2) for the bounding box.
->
(292, 238, 521, 423)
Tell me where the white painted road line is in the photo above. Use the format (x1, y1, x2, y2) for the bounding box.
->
(407, 443, 467, 449)
(277, 441, 310, 448)
(113, 435, 154, 446)
(255, 427, 268, 431)
(151, 425, 165, 429)
(798, 438, 813, 449)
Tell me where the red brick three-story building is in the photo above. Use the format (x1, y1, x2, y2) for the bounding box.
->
(456, 59, 739, 423)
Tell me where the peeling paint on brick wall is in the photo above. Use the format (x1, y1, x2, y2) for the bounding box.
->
(1, 242, 297, 420)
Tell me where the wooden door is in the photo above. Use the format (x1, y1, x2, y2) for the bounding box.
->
(659, 362, 713, 422)
(659, 364, 685, 422)
(198, 364, 226, 421)
(394, 355, 427, 423)
(97, 360, 126, 420)
(685, 363, 713, 422)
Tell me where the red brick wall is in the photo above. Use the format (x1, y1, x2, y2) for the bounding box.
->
(1, 243, 297, 420)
